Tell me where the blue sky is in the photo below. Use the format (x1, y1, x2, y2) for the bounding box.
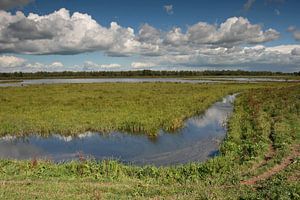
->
(0, 0, 300, 72)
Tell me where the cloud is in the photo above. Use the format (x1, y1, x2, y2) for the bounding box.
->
(274, 9, 280, 15)
(131, 62, 155, 68)
(101, 63, 121, 68)
(291, 48, 300, 56)
(293, 31, 300, 41)
(134, 44, 300, 72)
(49, 61, 64, 68)
(0, 0, 33, 10)
(244, 0, 256, 11)
(0, 8, 144, 56)
(167, 17, 280, 47)
(163, 5, 173, 15)
(164, 27, 187, 46)
(0, 56, 123, 72)
(287, 26, 300, 41)
(83, 61, 121, 71)
(266, 44, 300, 54)
(287, 26, 296, 32)
(0, 56, 66, 72)
(0, 55, 26, 68)
(138, 23, 161, 44)
(0, 8, 298, 72)
(1, 46, 300, 73)
(0, 9, 280, 56)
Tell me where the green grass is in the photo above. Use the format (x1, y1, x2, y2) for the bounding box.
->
(0, 83, 299, 199)
(0, 82, 276, 137)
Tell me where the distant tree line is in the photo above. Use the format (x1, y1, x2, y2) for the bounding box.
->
(0, 70, 299, 79)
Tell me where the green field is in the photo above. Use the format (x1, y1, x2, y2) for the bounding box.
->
(0, 82, 276, 137)
(0, 82, 299, 199)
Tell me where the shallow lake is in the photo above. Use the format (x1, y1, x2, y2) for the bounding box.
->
(0, 94, 236, 166)
(0, 78, 215, 87)
(0, 77, 297, 87)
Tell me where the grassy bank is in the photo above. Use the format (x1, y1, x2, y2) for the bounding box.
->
(0, 82, 277, 137)
(0, 84, 299, 199)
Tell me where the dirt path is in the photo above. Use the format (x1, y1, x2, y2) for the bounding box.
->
(241, 145, 300, 185)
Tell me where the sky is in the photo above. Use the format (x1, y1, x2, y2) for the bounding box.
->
(0, 0, 300, 72)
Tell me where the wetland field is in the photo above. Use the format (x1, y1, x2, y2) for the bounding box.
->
(0, 82, 267, 136)
(0, 80, 299, 199)
(1, 0, 300, 198)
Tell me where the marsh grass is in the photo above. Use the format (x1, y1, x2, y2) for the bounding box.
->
(0, 82, 273, 137)
(0, 83, 299, 199)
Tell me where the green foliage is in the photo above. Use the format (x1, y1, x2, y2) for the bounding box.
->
(0, 70, 299, 79)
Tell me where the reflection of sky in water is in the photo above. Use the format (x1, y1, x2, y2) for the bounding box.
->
(0, 94, 236, 166)
(0, 78, 216, 87)
(0, 77, 296, 87)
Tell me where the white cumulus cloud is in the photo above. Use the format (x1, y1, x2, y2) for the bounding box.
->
(83, 61, 121, 71)
(0, 8, 145, 56)
(49, 61, 64, 68)
(131, 62, 155, 68)
(0, 55, 26, 68)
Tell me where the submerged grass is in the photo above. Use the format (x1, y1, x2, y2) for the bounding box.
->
(0, 82, 299, 199)
(0, 82, 276, 137)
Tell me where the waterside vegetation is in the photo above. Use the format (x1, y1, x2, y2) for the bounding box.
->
(0, 83, 299, 199)
(0, 70, 300, 80)
(0, 82, 281, 137)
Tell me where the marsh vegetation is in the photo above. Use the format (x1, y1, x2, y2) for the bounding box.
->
(0, 82, 276, 137)
(0, 82, 299, 199)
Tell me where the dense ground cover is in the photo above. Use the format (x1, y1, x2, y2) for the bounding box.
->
(0, 83, 299, 199)
(0, 82, 273, 137)
(0, 70, 299, 80)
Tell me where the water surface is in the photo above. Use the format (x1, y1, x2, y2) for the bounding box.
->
(0, 78, 216, 87)
(0, 94, 236, 166)
(0, 77, 297, 87)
